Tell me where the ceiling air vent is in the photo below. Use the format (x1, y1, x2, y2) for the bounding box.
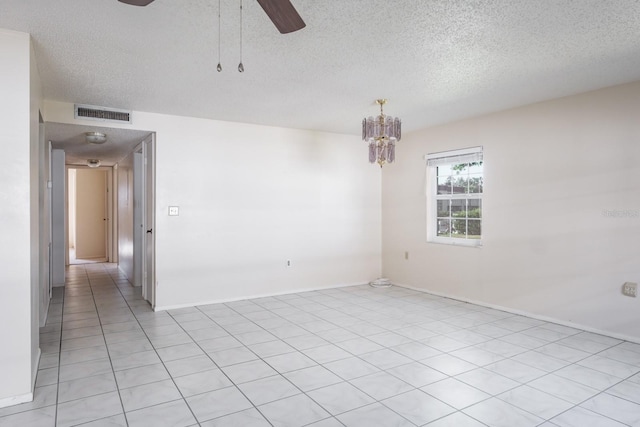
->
(74, 104, 132, 124)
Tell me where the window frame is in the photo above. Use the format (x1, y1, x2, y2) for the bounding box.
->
(425, 146, 483, 247)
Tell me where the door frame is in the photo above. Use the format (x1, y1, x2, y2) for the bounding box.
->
(65, 165, 114, 264)
(140, 134, 156, 308)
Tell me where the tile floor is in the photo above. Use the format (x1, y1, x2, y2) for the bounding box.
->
(1, 263, 640, 427)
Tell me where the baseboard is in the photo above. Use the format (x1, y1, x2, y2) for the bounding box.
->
(394, 283, 640, 345)
(0, 391, 33, 409)
(32, 348, 41, 390)
(0, 348, 38, 409)
(117, 265, 135, 286)
(40, 299, 49, 327)
(154, 281, 368, 312)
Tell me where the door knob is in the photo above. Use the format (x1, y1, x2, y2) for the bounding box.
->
(146, 229, 153, 234)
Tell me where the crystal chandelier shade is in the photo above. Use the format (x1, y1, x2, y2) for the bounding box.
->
(362, 99, 401, 167)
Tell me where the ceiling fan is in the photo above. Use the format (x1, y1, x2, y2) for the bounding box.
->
(117, 0, 306, 34)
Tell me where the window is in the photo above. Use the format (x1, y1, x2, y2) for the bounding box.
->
(426, 147, 483, 246)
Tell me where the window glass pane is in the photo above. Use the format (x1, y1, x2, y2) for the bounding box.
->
(436, 164, 452, 177)
(437, 176, 451, 195)
(467, 161, 483, 174)
(437, 219, 450, 237)
(437, 200, 450, 217)
(468, 220, 481, 238)
(452, 218, 467, 238)
(468, 174, 483, 194)
(428, 150, 482, 244)
(450, 199, 466, 215)
(451, 162, 468, 174)
(468, 199, 481, 218)
(453, 175, 467, 194)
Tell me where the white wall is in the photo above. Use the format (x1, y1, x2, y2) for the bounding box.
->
(30, 40, 44, 368)
(45, 102, 382, 309)
(117, 152, 135, 282)
(382, 81, 640, 342)
(0, 29, 38, 406)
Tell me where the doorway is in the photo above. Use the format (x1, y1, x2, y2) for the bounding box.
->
(67, 167, 110, 264)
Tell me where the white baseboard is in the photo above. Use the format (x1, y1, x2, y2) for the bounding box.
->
(154, 282, 367, 312)
(39, 299, 49, 327)
(0, 391, 33, 409)
(394, 283, 640, 345)
(32, 348, 41, 390)
(0, 348, 39, 409)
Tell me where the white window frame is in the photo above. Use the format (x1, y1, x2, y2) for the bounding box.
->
(425, 146, 483, 247)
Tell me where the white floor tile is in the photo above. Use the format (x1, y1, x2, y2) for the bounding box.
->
(421, 378, 490, 409)
(259, 394, 330, 427)
(382, 389, 455, 425)
(308, 382, 375, 415)
(28, 266, 640, 427)
(580, 392, 640, 425)
(237, 374, 300, 405)
(463, 397, 543, 427)
(125, 399, 196, 427)
(551, 406, 627, 427)
(337, 402, 414, 427)
(186, 386, 253, 423)
(200, 408, 271, 427)
(174, 368, 233, 397)
(498, 385, 574, 419)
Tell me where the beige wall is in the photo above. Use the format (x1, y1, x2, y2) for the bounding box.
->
(382, 81, 640, 342)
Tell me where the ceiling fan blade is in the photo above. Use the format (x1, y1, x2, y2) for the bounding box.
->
(256, 0, 306, 34)
(118, 0, 155, 6)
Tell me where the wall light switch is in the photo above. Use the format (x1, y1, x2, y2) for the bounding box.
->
(168, 206, 179, 216)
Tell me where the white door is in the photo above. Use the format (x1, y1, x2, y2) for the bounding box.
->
(75, 168, 108, 260)
(133, 151, 143, 287)
(142, 135, 156, 307)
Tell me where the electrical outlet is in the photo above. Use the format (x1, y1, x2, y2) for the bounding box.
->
(622, 282, 637, 298)
(286, 260, 291, 267)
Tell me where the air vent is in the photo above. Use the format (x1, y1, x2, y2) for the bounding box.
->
(74, 104, 132, 124)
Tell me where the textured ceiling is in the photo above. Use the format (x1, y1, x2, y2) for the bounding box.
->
(46, 123, 151, 166)
(2, 0, 640, 137)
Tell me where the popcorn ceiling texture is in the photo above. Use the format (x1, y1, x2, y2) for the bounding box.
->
(1, 0, 640, 134)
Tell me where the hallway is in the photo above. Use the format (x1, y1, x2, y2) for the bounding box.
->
(1, 265, 640, 426)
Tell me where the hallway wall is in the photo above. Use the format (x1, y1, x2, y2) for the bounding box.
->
(45, 101, 382, 310)
(0, 29, 41, 407)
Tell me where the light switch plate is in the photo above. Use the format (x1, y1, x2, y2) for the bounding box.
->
(168, 206, 179, 216)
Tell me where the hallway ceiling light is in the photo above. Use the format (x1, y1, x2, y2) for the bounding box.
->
(87, 159, 101, 168)
(362, 99, 401, 167)
(85, 132, 107, 144)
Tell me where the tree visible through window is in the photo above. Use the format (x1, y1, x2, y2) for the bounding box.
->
(426, 147, 483, 246)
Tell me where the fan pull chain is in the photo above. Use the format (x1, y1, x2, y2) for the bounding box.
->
(238, 0, 245, 72)
(216, 0, 222, 72)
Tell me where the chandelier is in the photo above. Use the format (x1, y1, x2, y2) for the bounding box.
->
(362, 99, 401, 167)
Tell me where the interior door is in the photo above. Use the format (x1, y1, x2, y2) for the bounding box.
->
(75, 168, 108, 260)
(142, 135, 156, 307)
(133, 151, 143, 287)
